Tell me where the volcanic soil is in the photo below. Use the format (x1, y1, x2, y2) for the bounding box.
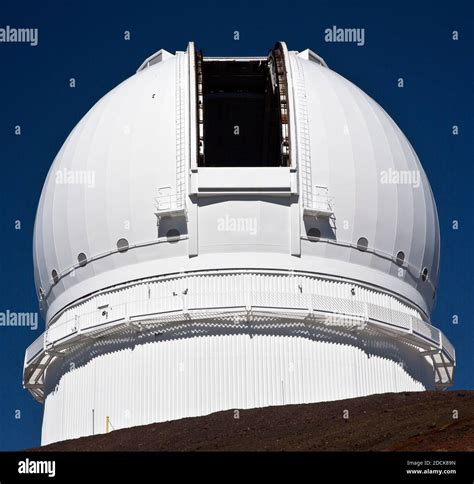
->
(31, 391, 474, 452)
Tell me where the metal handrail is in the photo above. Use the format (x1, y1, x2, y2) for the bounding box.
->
(154, 186, 175, 212)
(306, 185, 333, 214)
(26, 290, 447, 365)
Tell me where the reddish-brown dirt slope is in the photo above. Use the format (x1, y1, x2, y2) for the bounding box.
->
(31, 391, 474, 451)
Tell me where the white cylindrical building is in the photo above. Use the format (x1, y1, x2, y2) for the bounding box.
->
(24, 42, 455, 445)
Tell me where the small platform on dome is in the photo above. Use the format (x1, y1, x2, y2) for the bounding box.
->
(154, 186, 187, 227)
(303, 186, 334, 218)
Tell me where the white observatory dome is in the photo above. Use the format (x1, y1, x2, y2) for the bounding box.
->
(25, 42, 454, 445)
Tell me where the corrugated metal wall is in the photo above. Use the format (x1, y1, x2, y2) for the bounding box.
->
(41, 326, 433, 445)
(48, 271, 424, 333)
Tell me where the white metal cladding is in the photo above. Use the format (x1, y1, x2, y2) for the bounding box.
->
(299, 57, 439, 309)
(33, 43, 441, 324)
(40, 328, 433, 445)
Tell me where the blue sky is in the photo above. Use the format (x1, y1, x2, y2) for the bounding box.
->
(0, 0, 472, 450)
